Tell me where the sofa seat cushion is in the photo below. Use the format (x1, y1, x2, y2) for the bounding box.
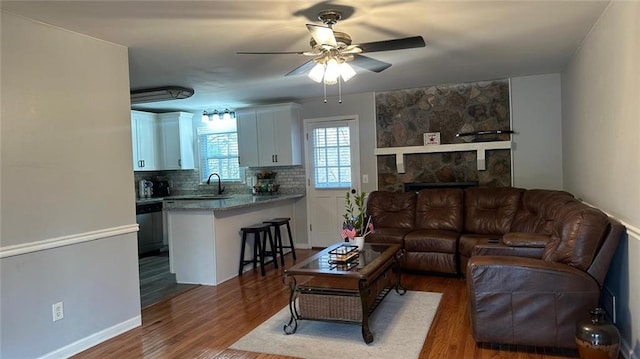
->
(404, 251, 457, 274)
(464, 187, 522, 235)
(404, 229, 458, 253)
(365, 228, 410, 246)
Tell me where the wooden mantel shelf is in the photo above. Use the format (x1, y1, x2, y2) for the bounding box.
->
(374, 140, 512, 173)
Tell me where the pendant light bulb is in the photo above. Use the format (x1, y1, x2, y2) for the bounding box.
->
(308, 62, 325, 83)
(201, 111, 209, 123)
(340, 62, 356, 82)
(323, 58, 340, 85)
(211, 110, 220, 121)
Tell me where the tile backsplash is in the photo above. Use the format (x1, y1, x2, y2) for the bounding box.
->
(134, 166, 306, 198)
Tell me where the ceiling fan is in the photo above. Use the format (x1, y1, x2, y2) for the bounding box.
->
(237, 9, 426, 83)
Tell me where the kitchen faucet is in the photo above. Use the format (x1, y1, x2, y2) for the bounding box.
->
(206, 173, 225, 195)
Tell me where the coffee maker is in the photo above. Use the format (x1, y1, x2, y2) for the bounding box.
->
(138, 180, 153, 198)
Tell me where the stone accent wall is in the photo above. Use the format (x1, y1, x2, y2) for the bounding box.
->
(375, 79, 511, 191)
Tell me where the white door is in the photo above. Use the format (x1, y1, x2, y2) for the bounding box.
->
(305, 117, 360, 248)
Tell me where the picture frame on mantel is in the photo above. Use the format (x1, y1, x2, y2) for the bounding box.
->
(424, 132, 441, 145)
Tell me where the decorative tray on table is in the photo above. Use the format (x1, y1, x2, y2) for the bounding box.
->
(328, 244, 359, 264)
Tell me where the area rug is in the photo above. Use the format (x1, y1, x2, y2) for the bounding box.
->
(230, 290, 442, 359)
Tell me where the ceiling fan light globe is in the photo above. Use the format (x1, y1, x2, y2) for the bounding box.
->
(308, 63, 325, 83)
(340, 62, 356, 82)
(324, 58, 340, 84)
(201, 111, 209, 123)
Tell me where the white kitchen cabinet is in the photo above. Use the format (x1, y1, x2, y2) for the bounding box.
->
(236, 103, 301, 167)
(236, 109, 259, 167)
(157, 112, 195, 170)
(131, 110, 159, 171)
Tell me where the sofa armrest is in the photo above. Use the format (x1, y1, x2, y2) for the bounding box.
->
(503, 232, 553, 247)
(466, 255, 599, 348)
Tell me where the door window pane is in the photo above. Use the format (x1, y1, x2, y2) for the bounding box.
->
(313, 126, 351, 188)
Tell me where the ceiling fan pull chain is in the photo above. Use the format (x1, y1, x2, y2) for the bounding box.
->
(338, 76, 342, 104)
(323, 81, 327, 103)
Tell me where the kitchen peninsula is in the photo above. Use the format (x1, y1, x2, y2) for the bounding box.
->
(164, 194, 304, 285)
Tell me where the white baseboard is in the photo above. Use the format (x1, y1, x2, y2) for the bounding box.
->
(622, 338, 639, 359)
(38, 315, 141, 359)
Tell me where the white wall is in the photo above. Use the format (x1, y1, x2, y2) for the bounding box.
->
(299, 92, 377, 193)
(561, 2, 640, 358)
(510, 74, 563, 190)
(1, 13, 140, 358)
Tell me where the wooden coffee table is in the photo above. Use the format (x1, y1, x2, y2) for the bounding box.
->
(283, 242, 404, 343)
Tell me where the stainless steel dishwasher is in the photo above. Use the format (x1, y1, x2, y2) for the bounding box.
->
(135, 201, 163, 256)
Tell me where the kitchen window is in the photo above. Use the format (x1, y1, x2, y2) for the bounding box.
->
(198, 119, 241, 182)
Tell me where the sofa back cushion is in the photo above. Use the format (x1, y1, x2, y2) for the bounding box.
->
(367, 191, 416, 229)
(542, 202, 609, 271)
(510, 190, 575, 234)
(415, 188, 463, 231)
(464, 187, 522, 235)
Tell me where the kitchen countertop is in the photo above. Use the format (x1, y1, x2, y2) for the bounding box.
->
(161, 193, 304, 211)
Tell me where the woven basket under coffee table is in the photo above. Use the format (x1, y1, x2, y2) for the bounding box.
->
(283, 242, 405, 343)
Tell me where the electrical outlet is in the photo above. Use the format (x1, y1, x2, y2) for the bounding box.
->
(52, 301, 64, 322)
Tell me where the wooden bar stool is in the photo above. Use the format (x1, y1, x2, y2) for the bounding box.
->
(263, 217, 296, 266)
(239, 223, 277, 276)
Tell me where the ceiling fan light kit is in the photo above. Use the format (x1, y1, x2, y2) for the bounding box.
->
(237, 9, 426, 103)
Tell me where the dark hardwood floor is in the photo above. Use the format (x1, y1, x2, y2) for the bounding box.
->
(76, 249, 581, 358)
(138, 251, 198, 308)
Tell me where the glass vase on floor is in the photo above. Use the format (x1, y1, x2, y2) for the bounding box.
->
(575, 307, 621, 359)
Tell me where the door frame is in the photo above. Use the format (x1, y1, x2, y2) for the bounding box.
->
(303, 115, 361, 248)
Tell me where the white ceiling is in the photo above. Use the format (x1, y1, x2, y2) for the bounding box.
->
(1, 1, 609, 112)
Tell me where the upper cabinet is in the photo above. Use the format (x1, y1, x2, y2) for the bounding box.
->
(237, 103, 302, 167)
(131, 110, 159, 171)
(131, 110, 195, 171)
(236, 109, 260, 167)
(157, 112, 195, 170)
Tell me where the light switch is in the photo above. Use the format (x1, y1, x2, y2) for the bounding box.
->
(362, 174, 369, 184)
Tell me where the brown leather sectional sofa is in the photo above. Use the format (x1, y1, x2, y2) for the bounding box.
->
(366, 187, 624, 349)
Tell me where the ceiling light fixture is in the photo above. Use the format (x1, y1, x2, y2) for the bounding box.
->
(307, 53, 356, 104)
(130, 86, 194, 104)
(201, 109, 235, 122)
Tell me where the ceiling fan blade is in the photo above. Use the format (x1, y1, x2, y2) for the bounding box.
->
(350, 55, 392, 73)
(285, 60, 317, 77)
(306, 24, 337, 47)
(237, 51, 305, 55)
(357, 36, 425, 53)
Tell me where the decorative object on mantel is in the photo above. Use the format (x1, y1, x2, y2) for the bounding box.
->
(455, 129, 515, 142)
(575, 307, 621, 359)
(423, 132, 441, 145)
(340, 190, 374, 250)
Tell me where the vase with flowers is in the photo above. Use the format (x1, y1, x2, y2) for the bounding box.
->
(340, 190, 374, 250)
